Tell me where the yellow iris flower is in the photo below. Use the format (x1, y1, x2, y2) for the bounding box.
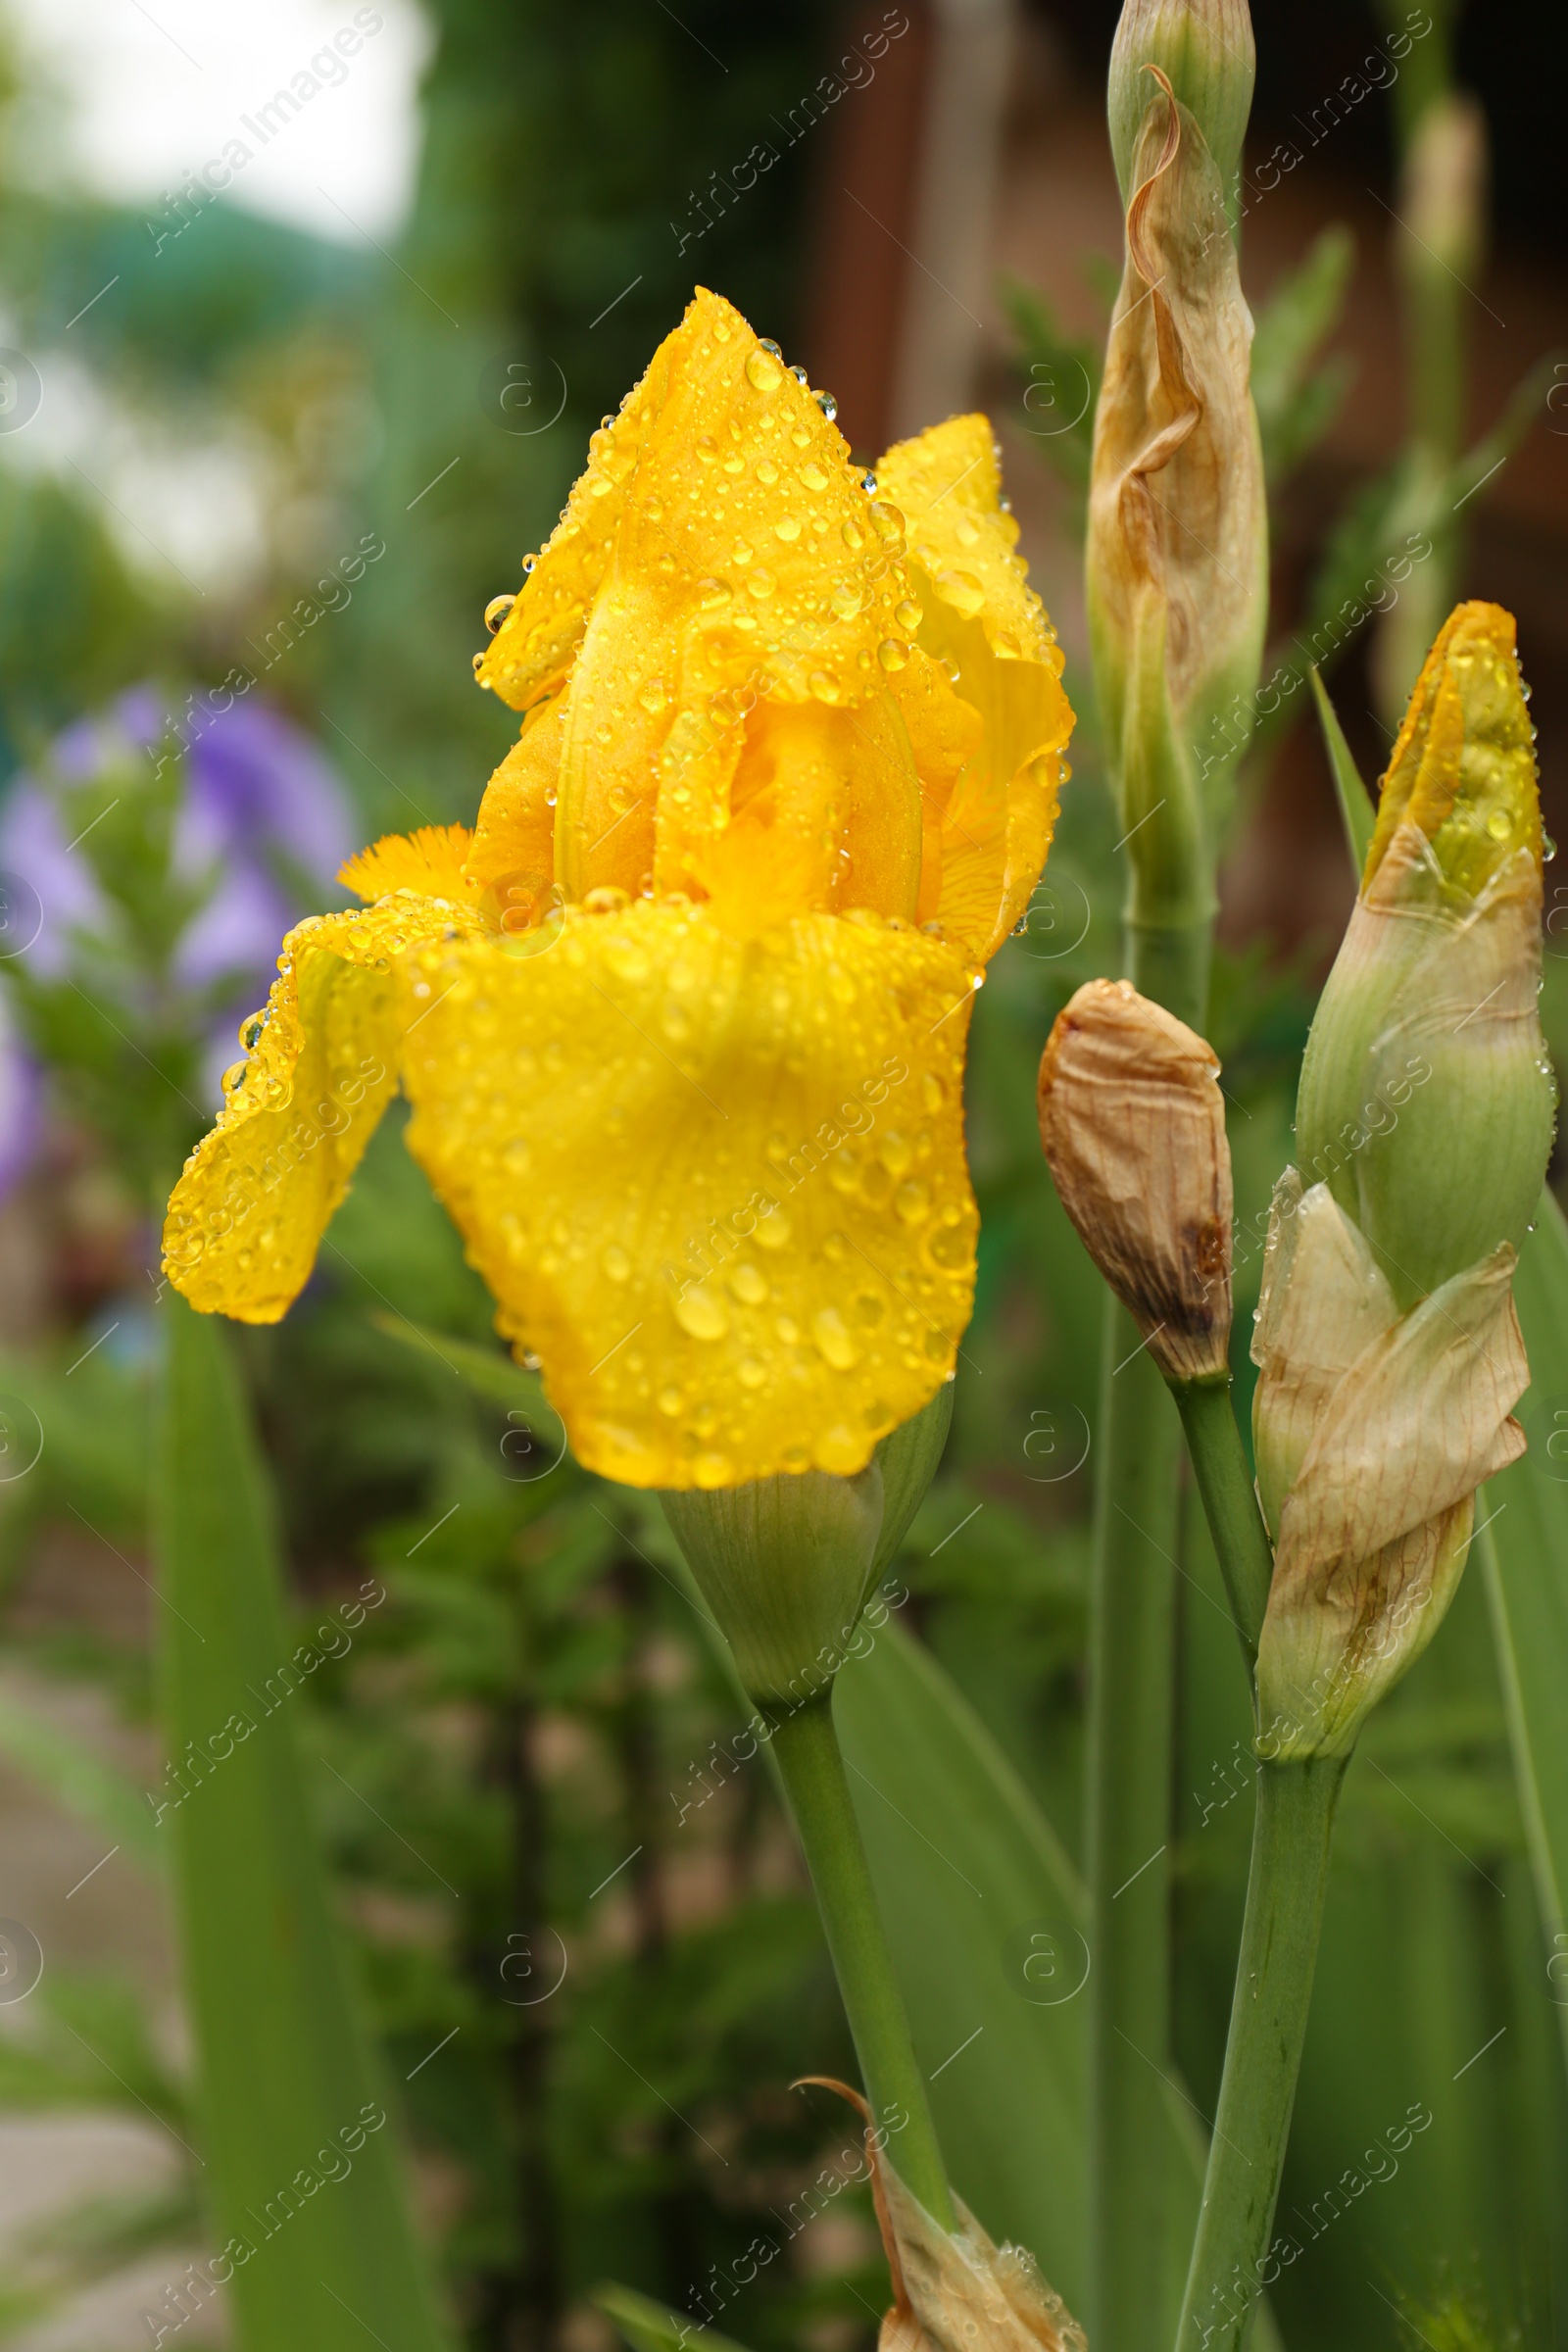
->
(163, 289, 1074, 1489)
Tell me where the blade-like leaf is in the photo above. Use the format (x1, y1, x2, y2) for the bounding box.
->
(1309, 666, 1376, 874)
(1479, 1192, 1568, 2074)
(154, 1296, 451, 2352)
(834, 1619, 1282, 2349)
(596, 2282, 755, 2352)
(1250, 223, 1355, 486)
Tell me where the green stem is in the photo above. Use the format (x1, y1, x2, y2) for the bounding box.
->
(1125, 918, 1213, 1033)
(1087, 914, 1211, 2352)
(1171, 1376, 1275, 1664)
(765, 1691, 956, 2229)
(1175, 1756, 1347, 2352)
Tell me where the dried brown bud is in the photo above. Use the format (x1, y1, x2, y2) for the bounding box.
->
(1037, 977, 1232, 1381)
(799, 2078, 1085, 2352)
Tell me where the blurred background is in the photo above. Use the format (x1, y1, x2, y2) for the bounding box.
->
(0, 1, 1565, 2346)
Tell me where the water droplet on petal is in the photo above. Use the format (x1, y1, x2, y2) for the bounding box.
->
(674, 1286, 729, 1342)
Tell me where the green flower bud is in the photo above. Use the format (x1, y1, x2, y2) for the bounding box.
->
(1252, 602, 1554, 1759)
(1295, 601, 1555, 1307)
(1107, 0, 1256, 226)
(1089, 22, 1266, 935)
(662, 1387, 951, 1708)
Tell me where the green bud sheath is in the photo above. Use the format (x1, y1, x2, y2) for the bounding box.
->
(1254, 602, 1554, 1761)
(1107, 0, 1255, 231)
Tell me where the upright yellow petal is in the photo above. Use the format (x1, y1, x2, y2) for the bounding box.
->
(877, 416, 1073, 959)
(398, 899, 979, 1488)
(163, 888, 488, 1322)
(465, 696, 567, 901)
(483, 289, 920, 915)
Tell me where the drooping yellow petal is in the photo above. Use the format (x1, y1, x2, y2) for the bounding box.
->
(397, 900, 979, 1488)
(876, 416, 1074, 959)
(339, 824, 475, 904)
(163, 892, 488, 1322)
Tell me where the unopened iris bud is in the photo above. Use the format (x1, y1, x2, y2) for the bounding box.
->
(1253, 603, 1554, 1758)
(1037, 979, 1232, 1382)
(1107, 0, 1255, 226)
(1295, 602, 1554, 1307)
(1089, 3, 1266, 935)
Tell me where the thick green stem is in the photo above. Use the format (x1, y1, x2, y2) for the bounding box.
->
(765, 1691, 956, 2229)
(1171, 1376, 1275, 1663)
(1087, 914, 1211, 2351)
(1125, 917, 1213, 1033)
(1088, 1304, 1182, 2348)
(1175, 1756, 1347, 2352)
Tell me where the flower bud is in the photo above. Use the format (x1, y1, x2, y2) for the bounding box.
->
(1037, 978, 1232, 1382)
(1107, 0, 1256, 223)
(1088, 35, 1266, 930)
(1252, 602, 1553, 1758)
(1295, 603, 1555, 1308)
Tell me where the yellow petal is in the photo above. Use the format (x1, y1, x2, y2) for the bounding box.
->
(162, 893, 488, 1322)
(1365, 600, 1541, 896)
(876, 416, 1074, 958)
(875, 416, 1054, 667)
(465, 696, 566, 897)
(482, 288, 917, 910)
(699, 695, 922, 935)
(398, 901, 979, 1488)
(339, 823, 475, 904)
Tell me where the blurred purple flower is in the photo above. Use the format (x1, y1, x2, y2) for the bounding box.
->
(0, 685, 357, 1107)
(0, 991, 43, 1200)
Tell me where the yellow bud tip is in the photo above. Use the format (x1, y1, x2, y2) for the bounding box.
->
(1365, 601, 1541, 900)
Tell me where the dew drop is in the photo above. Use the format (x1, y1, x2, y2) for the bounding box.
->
(936, 567, 986, 619)
(602, 1244, 631, 1282)
(812, 1308, 858, 1372)
(814, 389, 838, 421)
(674, 1286, 729, 1342)
(484, 593, 515, 633)
(728, 1260, 768, 1306)
(746, 345, 785, 393)
(878, 638, 909, 672)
